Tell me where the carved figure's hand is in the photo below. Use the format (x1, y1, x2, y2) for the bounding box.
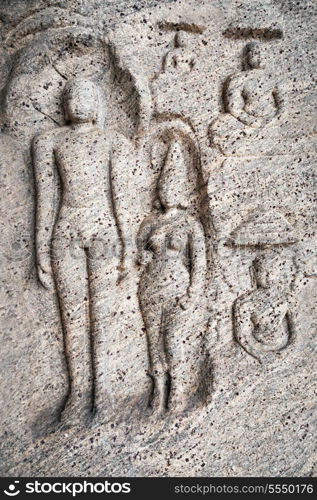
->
(177, 291, 196, 310)
(137, 250, 152, 266)
(37, 253, 54, 290)
(238, 114, 265, 128)
(117, 265, 128, 284)
(239, 107, 278, 128)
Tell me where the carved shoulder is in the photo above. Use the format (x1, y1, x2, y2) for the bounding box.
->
(234, 293, 253, 315)
(226, 72, 245, 90)
(138, 213, 157, 236)
(110, 131, 132, 154)
(32, 126, 67, 150)
(186, 215, 204, 234)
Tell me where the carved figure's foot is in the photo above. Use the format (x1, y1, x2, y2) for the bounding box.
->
(92, 407, 110, 427)
(168, 388, 192, 415)
(59, 395, 93, 429)
(150, 374, 169, 415)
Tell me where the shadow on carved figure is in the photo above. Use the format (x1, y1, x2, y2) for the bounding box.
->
(233, 253, 297, 363)
(137, 140, 207, 414)
(33, 78, 123, 428)
(210, 42, 286, 156)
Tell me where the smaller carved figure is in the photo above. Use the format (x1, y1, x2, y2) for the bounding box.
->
(225, 42, 285, 128)
(163, 31, 197, 73)
(210, 42, 286, 155)
(137, 140, 206, 414)
(233, 253, 297, 362)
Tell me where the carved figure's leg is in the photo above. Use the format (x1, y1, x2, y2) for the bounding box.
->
(165, 308, 199, 413)
(87, 235, 119, 421)
(209, 112, 251, 156)
(140, 303, 168, 413)
(52, 237, 92, 426)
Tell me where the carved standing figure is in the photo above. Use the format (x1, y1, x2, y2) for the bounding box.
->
(137, 141, 206, 414)
(33, 78, 122, 427)
(233, 254, 297, 362)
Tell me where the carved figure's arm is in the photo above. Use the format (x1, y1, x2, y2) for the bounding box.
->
(251, 84, 287, 128)
(285, 290, 298, 344)
(136, 217, 154, 266)
(163, 50, 178, 73)
(188, 220, 207, 296)
(272, 85, 287, 120)
(110, 134, 136, 278)
(226, 75, 263, 128)
(286, 309, 297, 344)
(234, 298, 248, 336)
(233, 296, 259, 359)
(32, 132, 58, 289)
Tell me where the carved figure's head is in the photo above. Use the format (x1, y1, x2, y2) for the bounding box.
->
(158, 140, 189, 210)
(245, 42, 266, 69)
(253, 253, 292, 289)
(175, 31, 190, 48)
(63, 78, 99, 124)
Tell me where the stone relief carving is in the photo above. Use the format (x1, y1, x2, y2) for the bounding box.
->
(233, 253, 297, 363)
(210, 41, 286, 156)
(162, 31, 198, 74)
(226, 210, 299, 248)
(157, 21, 205, 77)
(226, 42, 285, 127)
(0, 0, 316, 478)
(33, 78, 125, 427)
(137, 140, 207, 414)
(9, 11, 310, 430)
(150, 22, 206, 138)
(226, 209, 301, 361)
(27, 26, 306, 425)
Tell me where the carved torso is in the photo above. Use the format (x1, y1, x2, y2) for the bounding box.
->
(237, 288, 290, 350)
(164, 48, 195, 73)
(236, 71, 278, 119)
(139, 212, 192, 306)
(51, 126, 118, 245)
(54, 126, 111, 208)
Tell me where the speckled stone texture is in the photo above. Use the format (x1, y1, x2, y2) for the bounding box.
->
(0, 0, 316, 477)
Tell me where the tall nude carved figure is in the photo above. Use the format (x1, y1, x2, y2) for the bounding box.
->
(137, 141, 206, 414)
(33, 78, 121, 426)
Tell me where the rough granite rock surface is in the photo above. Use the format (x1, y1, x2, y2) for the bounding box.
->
(0, 0, 316, 477)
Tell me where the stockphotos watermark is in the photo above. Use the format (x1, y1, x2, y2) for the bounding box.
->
(3, 480, 131, 497)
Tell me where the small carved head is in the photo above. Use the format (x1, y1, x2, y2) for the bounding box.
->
(253, 253, 292, 289)
(158, 140, 190, 210)
(245, 42, 266, 70)
(175, 31, 190, 48)
(63, 78, 100, 124)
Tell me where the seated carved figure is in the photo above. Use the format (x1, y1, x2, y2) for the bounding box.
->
(233, 254, 297, 362)
(137, 140, 206, 414)
(163, 32, 196, 74)
(210, 42, 286, 155)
